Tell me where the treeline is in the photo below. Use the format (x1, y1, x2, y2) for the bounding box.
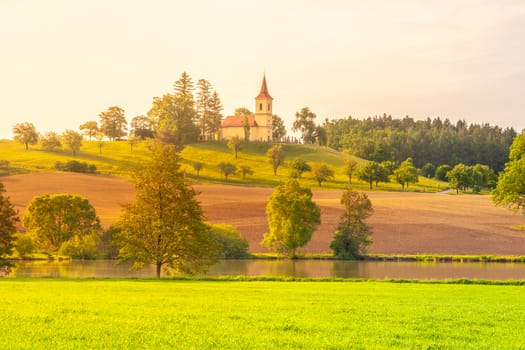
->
(322, 114, 517, 172)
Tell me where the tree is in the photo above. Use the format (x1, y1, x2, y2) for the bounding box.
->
(62, 129, 83, 156)
(272, 114, 287, 142)
(344, 159, 359, 184)
(12, 122, 39, 150)
(330, 189, 373, 258)
(315, 125, 327, 146)
(79, 121, 99, 140)
(193, 162, 204, 176)
(357, 162, 388, 189)
(0, 181, 18, 273)
(173, 71, 194, 97)
(312, 163, 334, 187)
(290, 159, 311, 178)
(242, 116, 251, 141)
(218, 162, 237, 179)
(234, 107, 252, 116)
(40, 131, 62, 151)
(208, 91, 223, 140)
(493, 131, 525, 215)
(421, 163, 436, 178)
(240, 165, 254, 179)
(435, 164, 452, 181)
(116, 142, 217, 278)
(99, 106, 127, 140)
(227, 135, 243, 160)
(130, 115, 154, 139)
(128, 135, 141, 151)
(267, 144, 286, 175)
(262, 180, 321, 258)
(196, 79, 212, 140)
(447, 163, 472, 194)
(292, 107, 317, 144)
(392, 157, 419, 190)
(209, 223, 249, 259)
(22, 194, 101, 254)
(471, 164, 497, 192)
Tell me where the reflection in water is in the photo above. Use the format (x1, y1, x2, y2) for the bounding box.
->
(5, 259, 525, 280)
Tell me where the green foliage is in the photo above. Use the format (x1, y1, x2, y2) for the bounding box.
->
(40, 131, 62, 151)
(79, 121, 99, 140)
(289, 158, 311, 178)
(421, 162, 436, 178)
(22, 194, 101, 254)
(59, 232, 99, 259)
(130, 115, 154, 139)
(266, 144, 286, 175)
(447, 163, 472, 193)
(330, 190, 373, 258)
(12, 122, 39, 150)
(209, 223, 250, 258)
(234, 107, 252, 116)
(435, 164, 452, 181)
(116, 142, 218, 277)
(242, 116, 250, 141)
(272, 114, 287, 142)
(392, 157, 419, 190)
(0, 181, 18, 271)
(192, 161, 204, 176)
(357, 162, 389, 189)
(227, 135, 243, 159)
(98, 106, 127, 141)
(323, 115, 516, 171)
(62, 129, 83, 156)
(493, 131, 525, 215)
(55, 160, 97, 173)
(98, 226, 120, 259)
(344, 158, 359, 184)
(2, 280, 525, 349)
(13, 233, 33, 259)
(218, 162, 237, 179)
(239, 165, 254, 179)
(292, 107, 317, 144)
(311, 163, 334, 187)
(263, 180, 321, 258)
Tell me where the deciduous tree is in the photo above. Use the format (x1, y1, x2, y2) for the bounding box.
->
(344, 158, 359, 184)
(218, 162, 237, 179)
(116, 142, 217, 278)
(99, 106, 127, 141)
(292, 107, 317, 144)
(267, 144, 286, 175)
(234, 107, 252, 116)
(79, 121, 99, 140)
(22, 194, 101, 254)
(290, 159, 311, 178)
(40, 131, 62, 151)
(62, 129, 83, 156)
(262, 180, 320, 258)
(330, 189, 373, 258)
(130, 115, 154, 139)
(392, 157, 418, 190)
(193, 162, 203, 176)
(12, 122, 39, 150)
(312, 163, 334, 187)
(0, 181, 18, 273)
(357, 162, 388, 189)
(227, 135, 243, 160)
(493, 131, 525, 215)
(272, 114, 287, 142)
(240, 165, 254, 179)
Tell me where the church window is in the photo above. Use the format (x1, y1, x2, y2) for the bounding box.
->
(259, 103, 262, 111)
(268, 103, 271, 111)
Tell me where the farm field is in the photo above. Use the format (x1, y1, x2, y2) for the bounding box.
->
(1, 279, 524, 349)
(2, 172, 524, 255)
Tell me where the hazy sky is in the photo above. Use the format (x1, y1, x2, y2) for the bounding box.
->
(1, 0, 524, 140)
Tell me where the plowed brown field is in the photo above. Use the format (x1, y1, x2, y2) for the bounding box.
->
(3, 172, 524, 255)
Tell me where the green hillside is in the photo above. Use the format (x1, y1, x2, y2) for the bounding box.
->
(0, 139, 446, 191)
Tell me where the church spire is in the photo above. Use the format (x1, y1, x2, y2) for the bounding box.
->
(256, 74, 273, 100)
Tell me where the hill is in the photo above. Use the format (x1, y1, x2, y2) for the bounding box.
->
(0, 139, 445, 191)
(3, 173, 524, 255)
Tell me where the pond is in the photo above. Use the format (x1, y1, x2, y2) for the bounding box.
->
(5, 259, 525, 280)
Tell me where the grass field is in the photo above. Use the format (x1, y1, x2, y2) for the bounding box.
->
(0, 139, 446, 191)
(1, 278, 524, 349)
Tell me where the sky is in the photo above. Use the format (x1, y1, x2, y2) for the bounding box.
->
(1, 0, 524, 140)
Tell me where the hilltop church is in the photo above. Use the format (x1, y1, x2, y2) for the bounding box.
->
(220, 75, 273, 142)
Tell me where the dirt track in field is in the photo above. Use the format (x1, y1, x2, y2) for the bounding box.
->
(3, 172, 525, 255)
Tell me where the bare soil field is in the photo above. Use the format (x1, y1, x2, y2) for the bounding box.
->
(3, 172, 524, 255)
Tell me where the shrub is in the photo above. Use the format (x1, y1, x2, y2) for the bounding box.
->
(58, 232, 99, 259)
(13, 233, 34, 258)
(55, 160, 97, 174)
(209, 223, 250, 258)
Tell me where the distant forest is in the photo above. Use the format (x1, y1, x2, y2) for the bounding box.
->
(323, 115, 517, 172)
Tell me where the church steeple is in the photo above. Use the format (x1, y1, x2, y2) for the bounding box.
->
(256, 74, 273, 100)
(254, 74, 273, 141)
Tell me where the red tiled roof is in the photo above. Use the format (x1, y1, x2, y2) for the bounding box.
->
(255, 75, 273, 100)
(221, 115, 259, 127)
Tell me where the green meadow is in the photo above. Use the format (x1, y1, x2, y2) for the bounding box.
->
(0, 139, 445, 191)
(1, 278, 524, 349)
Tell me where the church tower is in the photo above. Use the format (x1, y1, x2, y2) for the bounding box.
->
(254, 74, 273, 141)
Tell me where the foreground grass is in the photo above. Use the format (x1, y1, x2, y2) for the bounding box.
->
(1, 279, 524, 349)
(0, 139, 446, 191)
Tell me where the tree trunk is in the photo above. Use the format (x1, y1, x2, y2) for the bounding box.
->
(156, 262, 162, 278)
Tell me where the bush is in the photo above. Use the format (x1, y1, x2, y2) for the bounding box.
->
(58, 233, 99, 259)
(209, 223, 250, 258)
(13, 233, 34, 258)
(97, 226, 120, 259)
(55, 160, 97, 174)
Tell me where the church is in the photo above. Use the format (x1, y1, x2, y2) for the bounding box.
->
(220, 75, 273, 142)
